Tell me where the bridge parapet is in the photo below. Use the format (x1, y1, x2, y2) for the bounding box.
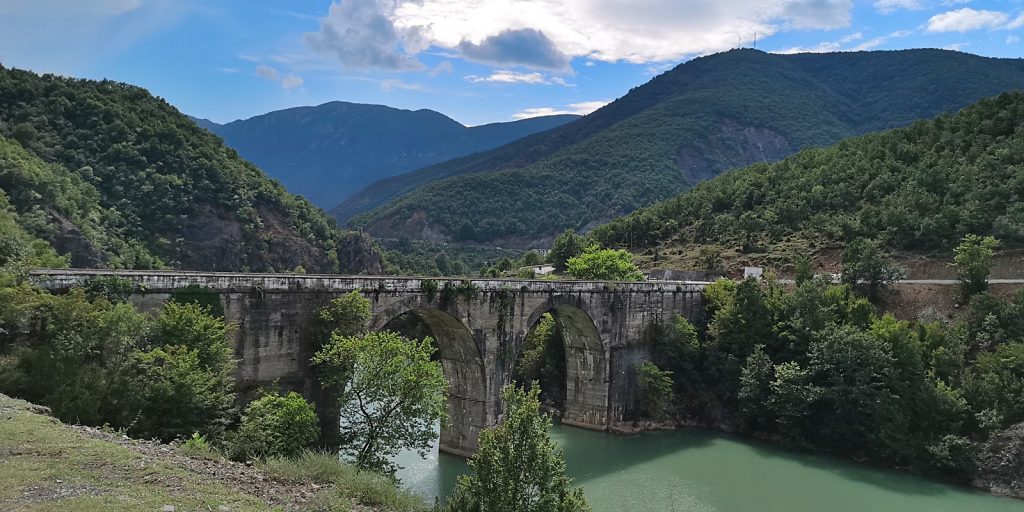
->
(29, 268, 706, 294)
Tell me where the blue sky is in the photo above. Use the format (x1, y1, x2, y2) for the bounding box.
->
(2, 0, 1023, 126)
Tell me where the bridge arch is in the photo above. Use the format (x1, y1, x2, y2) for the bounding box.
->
(374, 300, 486, 457)
(522, 298, 609, 430)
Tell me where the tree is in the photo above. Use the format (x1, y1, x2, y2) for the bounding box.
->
(738, 346, 774, 429)
(697, 246, 723, 274)
(311, 331, 447, 475)
(316, 291, 371, 344)
(841, 238, 904, 299)
(565, 245, 644, 281)
(122, 303, 237, 442)
(443, 385, 591, 512)
(520, 250, 543, 267)
(513, 313, 566, 406)
(637, 362, 674, 420)
(548, 229, 587, 271)
(954, 235, 1000, 299)
(232, 391, 320, 460)
(794, 255, 814, 285)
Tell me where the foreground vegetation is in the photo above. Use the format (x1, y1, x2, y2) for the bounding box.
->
(593, 91, 1024, 270)
(0, 393, 429, 511)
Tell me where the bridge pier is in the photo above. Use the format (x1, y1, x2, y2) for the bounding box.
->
(29, 270, 705, 456)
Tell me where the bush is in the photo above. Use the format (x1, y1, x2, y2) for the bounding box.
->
(179, 432, 222, 461)
(232, 391, 320, 460)
(925, 435, 977, 481)
(565, 245, 643, 281)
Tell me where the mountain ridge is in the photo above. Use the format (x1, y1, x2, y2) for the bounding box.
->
(198, 102, 577, 209)
(351, 49, 1024, 248)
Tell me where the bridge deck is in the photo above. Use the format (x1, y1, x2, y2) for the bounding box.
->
(28, 268, 708, 294)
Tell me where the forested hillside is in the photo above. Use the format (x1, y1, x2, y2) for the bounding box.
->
(0, 66, 364, 272)
(353, 49, 1024, 247)
(200, 103, 576, 209)
(592, 92, 1024, 266)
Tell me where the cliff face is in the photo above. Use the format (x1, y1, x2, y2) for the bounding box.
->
(336, 232, 384, 275)
(974, 423, 1024, 500)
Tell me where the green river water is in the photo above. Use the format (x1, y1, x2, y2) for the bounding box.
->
(395, 425, 1024, 512)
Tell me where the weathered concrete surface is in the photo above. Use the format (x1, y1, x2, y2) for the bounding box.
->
(30, 269, 705, 456)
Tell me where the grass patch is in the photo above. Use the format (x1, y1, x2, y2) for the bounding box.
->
(0, 394, 270, 511)
(261, 451, 429, 512)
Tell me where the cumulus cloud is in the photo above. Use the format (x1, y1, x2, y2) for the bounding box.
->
(873, 0, 922, 14)
(458, 28, 571, 70)
(306, 0, 425, 70)
(307, 0, 856, 70)
(1009, 36, 1021, 44)
(465, 71, 555, 85)
(926, 8, 1009, 33)
(512, 100, 610, 120)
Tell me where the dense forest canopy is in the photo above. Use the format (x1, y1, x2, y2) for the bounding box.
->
(352, 49, 1024, 247)
(0, 66, 355, 272)
(592, 91, 1024, 262)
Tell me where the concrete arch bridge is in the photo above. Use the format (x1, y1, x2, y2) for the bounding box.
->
(30, 269, 705, 456)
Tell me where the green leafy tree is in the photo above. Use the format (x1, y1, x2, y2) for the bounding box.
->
(841, 238, 904, 299)
(565, 245, 643, 281)
(316, 291, 371, 344)
(697, 246, 723, 274)
(121, 303, 237, 441)
(232, 391, 320, 460)
(954, 235, 1000, 299)
(520, 250, 543, 267)
(443, 385, 591, 512)
(311, 331, 447, 475)
(738, 346, 774, 429)
(548, 229, 587, 271)
(964, 341, 1024, 430)
(794, 255, 814, 285)
(637, 362, 675, 420)
(513, 313, 566, 407)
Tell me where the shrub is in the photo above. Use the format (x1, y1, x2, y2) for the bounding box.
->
(232, 391, 320, 461)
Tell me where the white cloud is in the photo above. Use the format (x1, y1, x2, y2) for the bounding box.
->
(464, 70, 570, 85)
(308, 0, 855, 69)
(255, 65, 304, 90)
(944, 42, 970, 51)
(926, 8, 1008, 33)
(1008, 35, 1021, 44)
(381, 78, 425, 91)
(255, 64, 278, 80)
(512, 100, 611, 120)
(281, 75, 304, 90)
(429, 60, 454, 76)
(873, 0, 922, 14)
(1008, 14, 1024, 30)
(852, 29, 913, 50)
